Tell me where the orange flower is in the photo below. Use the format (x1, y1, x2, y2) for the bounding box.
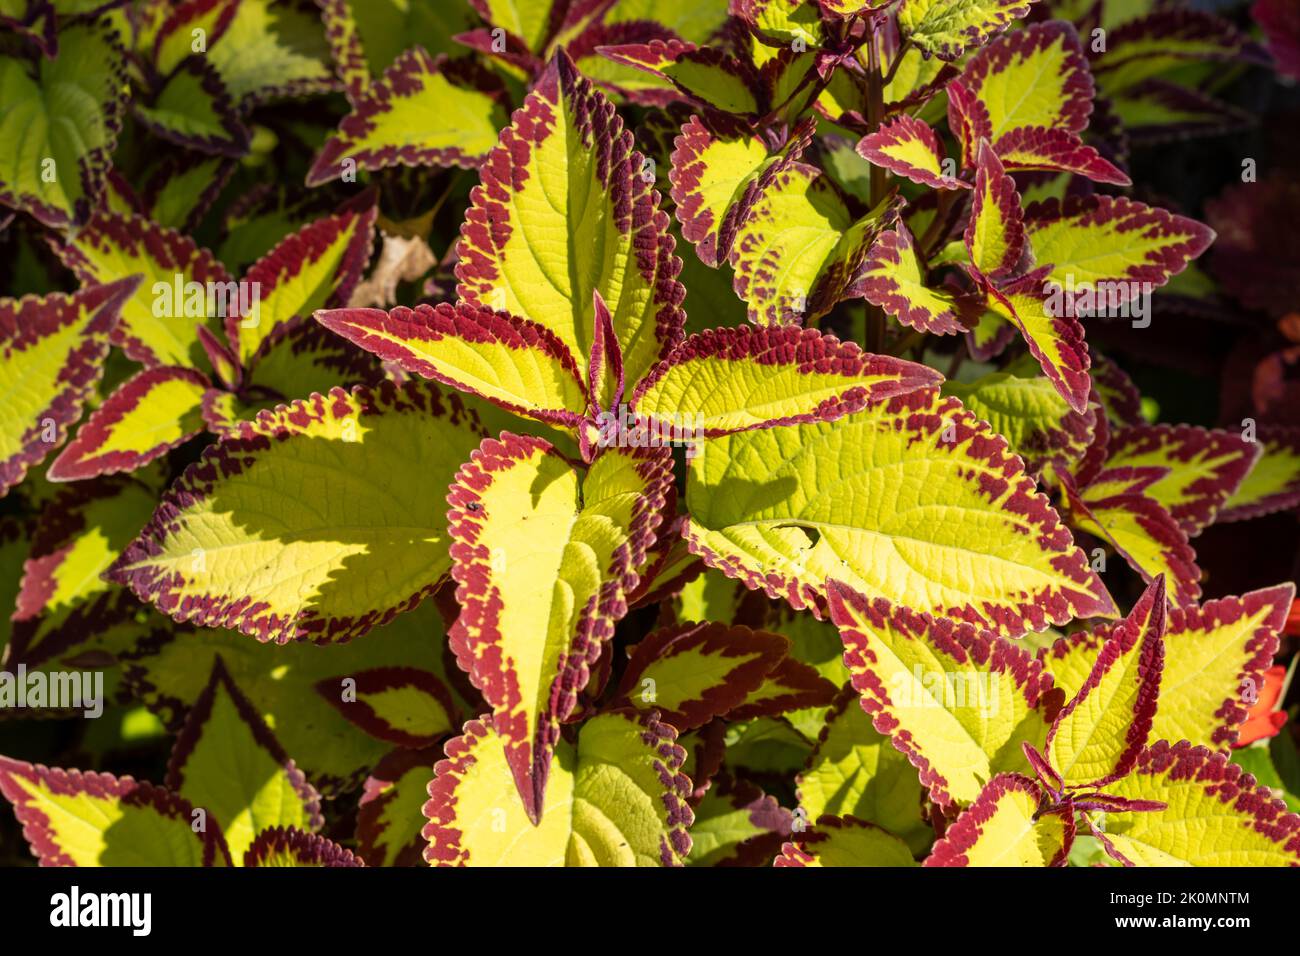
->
(1286, 598, 1300, 637)
(1234, 665, 1288, 748)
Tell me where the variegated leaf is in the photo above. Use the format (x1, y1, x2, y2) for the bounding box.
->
(316, 302, 588, 429)
(855, 223, 975, 335)
(1104, 424, 1258, 535)
(924, 773, 1072, 866)
(965, 140, 1027, 280)
(306, 50, 507, 186)
(985, 274, 1091, 413)
(775, 815, 918, 866)
(0, 22, 127, 228)
(855, 114, 968, 191)
(685, 387, 1115, 633)
(830, 582, 1062, 807)
(355, 746, 440, 867)
(631, 325, 941, 437)
(1023, 196, 1215, 305)
(1046, 577, 1166, 789)
(456, 52, 685, 408)
(686, 773, 791, 867)
(0, 756, 231, 866)
(315, 666, 458, 749)
(1068, 470, 1203, 606)
(797, 691, 931, 852)
(446, 433, 671, 820)
(48, 367, 209, 481)
(896, 0, 1034, 61)
(229, 201, 377, 364)
(121, 602, 453, 794)
(951, 21, 1093, 147)
(1102, 740, 1300, 866)
(244, 827, 363, 867)
(166, 658, 323, 862)
(611, 621, 788, 730)
(7, 476, 157, 668)
(1219, 426, 1300, 522)
(0, 279, 136, 497)
(423, 711, 693, 866)
(730, 159, 900, 325)
(107, 383, 490, 644)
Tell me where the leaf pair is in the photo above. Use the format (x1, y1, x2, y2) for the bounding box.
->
(0, 659, 360, 867)
(46, 196, 379, 481)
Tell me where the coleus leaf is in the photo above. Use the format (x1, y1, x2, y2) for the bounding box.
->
(1101, 740, 1300, 866)
(669, 114, 775, 268)
(203, 0, 338, 108)
(446, 433, 671, 821)
(942, 371, 1096, 476)
(726, 654, 839, 721)
(775, 814, 918, 866)
(854, 223, 975, 335)
(7, 476, 157, 669)
(1048, 585, 1294, 752)
(1088, 9, 1265, 97)
(1219, 426, 1300, 522)
(1022, 196, 1215, 303)
(965, 140, 1028, 280)
(134, 54, 251, 158)
(0, 756, 232, 866)
(950, 20, 1093, 148)
(0, 279, 135, 497)
(924, 773, 1073, 866)
(244, 826, 363, 867)
(0, 517, 26, 658)
(686, 772, 791, 867)
(1046, 576, 1165, 789)
(0, 22, 127, 228)
(597, 40, 764, 117)
(796, 690, 930, 852)
(121, 601, 453, 794)
(631, 325, 942, 437)
(166, 658, 323, 862)
(152, 0, 239, 77)
(1110, 80, 1253, 145)
(315, 666, 458, 748)
(830, 582, 1062, 807)
(855, 114, 968, 191)
(229, 200, 377, 364)
(107, 382, 490, 644)
(51, 210, 234, 370)
(895, 0, 1034, 61)
(48, 366, 209, 481)
(316, 302, 589, 429)
(356, 746, 440, 867)
(306, 50, 507, 187)
(734, 0, 825, 47)
(985, 274, 1091, 413)
(731, 158, 901, 326)
(685, 387, 1115, 634)
(1103, 424, 1259, 535)
(456, 52, 685, 407)
(610, 621, 788, 730)
(1066, 469, 1203, 607)
(423, 711, 693, 866)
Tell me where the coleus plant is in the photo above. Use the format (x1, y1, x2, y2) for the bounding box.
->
(1, 0, 1299, 870)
